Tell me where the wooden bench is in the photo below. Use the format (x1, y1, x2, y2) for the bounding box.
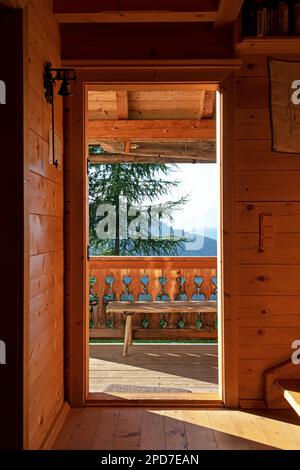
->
(106, 300, 217, 356)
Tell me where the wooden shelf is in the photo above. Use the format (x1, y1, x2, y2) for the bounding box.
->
(236, 36, 300, 54)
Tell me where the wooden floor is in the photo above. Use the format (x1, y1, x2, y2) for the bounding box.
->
(89, 344, 218, 394)
(53, 408, 300, 450)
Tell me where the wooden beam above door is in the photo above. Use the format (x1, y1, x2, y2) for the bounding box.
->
(55, 11, 218, 23)
(88, 119, 216, 141)
(54, 0, 243, 29)
(54, 0, 219, 23)
(88, 140, 216, 163)
(116, 91, 129, 120)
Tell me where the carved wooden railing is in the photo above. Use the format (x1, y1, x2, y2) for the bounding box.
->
(89, 257, 217, 340)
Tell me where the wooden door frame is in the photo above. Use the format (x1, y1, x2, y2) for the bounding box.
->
(65, 62, 240, 408)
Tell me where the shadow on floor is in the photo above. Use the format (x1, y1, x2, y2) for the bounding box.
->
(89, 344, 218, 393)
(53, 408, 289, 450)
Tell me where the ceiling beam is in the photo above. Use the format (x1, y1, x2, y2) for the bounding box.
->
(89, 139, 216, 163)
(54, 0, 219, 23)
(89, 154, 215, 164)
(116, 91, 128, 120)
(198, 91, 206, 120)
(99, 140, 216, 155)
(88, 119, 216, 141)
(55, 11, 218, 23)
(88, 84, 218, 92)
(89, 140, 216, 163)
(214, 0, 244, 28)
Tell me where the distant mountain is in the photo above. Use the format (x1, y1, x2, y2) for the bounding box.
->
(204, 227, 217, 241)
(90, 224, 218, 257)
(170, 226, 217, 257)
(176, 234, 217, 257)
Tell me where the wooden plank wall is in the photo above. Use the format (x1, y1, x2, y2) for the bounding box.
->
(21, 1, 300, 419)
(236, 53, 300, 404)
(24, 0, 64, 449)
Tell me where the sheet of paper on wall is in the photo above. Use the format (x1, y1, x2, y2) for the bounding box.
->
(269, 58, 300, 154)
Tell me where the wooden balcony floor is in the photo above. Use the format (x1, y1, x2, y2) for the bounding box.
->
(89, 344, 218, 394)
(53, 408, 300, 450)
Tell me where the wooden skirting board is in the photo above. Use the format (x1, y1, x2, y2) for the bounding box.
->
(239, 399, 266, 410)
(39, 402, 71, 450)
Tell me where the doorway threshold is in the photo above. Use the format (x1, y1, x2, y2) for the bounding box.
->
(85, 392, 223, 409)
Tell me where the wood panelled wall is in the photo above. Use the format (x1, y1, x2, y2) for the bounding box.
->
(236, 53, 300, 404)
(24, 0, 64, 449)
(21, 0, 300, 427)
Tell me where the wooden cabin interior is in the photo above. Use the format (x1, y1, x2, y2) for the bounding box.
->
(1, 0, 300, 451)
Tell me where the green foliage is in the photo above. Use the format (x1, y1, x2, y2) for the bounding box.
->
(89, 145, 105, 155)
(142, 318, 150, 329)
(89, 160, 189, 256)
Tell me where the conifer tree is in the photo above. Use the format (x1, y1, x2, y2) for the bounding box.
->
(89, 150, 188, 256)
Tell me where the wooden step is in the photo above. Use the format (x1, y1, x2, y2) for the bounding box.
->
(275, 379, 300, 417)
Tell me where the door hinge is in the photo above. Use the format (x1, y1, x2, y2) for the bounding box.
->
(87, 158, 90, 174)
(87, 245, 90, 260)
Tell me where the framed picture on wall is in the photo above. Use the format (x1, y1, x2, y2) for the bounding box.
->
(268, 58, 300, 153)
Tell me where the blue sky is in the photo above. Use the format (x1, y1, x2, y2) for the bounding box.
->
(153, 163, 219, 233)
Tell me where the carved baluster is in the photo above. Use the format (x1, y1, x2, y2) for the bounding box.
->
(159, 313, 167, 329)
(192, 275, 204, 328)
(120, 276, 134, 301)
(138, 275, 152, 328)
(192, 275, 205, 301)
(157, 274, 171, 328)
(195, 313, 203, 330)
(156, 275, 170, 301)
(138, 275, 152, 301)
(89, 276, 98, 329)
(103, 275, 115, 328)
(210, 276, 218, 301)
(177, 313, 185, 329)
(174, 274, 187, 329)
(209, 275, 218, 329)
(175, 275, 188, 301)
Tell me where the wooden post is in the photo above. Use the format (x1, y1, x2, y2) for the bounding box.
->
(123, 314, 133, 357)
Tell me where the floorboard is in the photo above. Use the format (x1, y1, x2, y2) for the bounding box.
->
(182, 410, 218, 450)
(53, 408, 300, 450)
(140, 410, 166, 450)
(163, 410, 188, 450)
(64, 408, 101, 450)
(113, 408, 143, 450)
(53, 407, 300, 450)
(91, 408, 120, 450)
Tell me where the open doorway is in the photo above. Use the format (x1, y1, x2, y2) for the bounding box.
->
(86, 85, 220, 399)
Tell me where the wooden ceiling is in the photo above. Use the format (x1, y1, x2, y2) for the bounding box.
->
(55, 1, 244, 62)
(54, 1, 244, 27)
(88, 90, 215, 121)
(72, 0, 229, 164)
(88, 88, 216, 163)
